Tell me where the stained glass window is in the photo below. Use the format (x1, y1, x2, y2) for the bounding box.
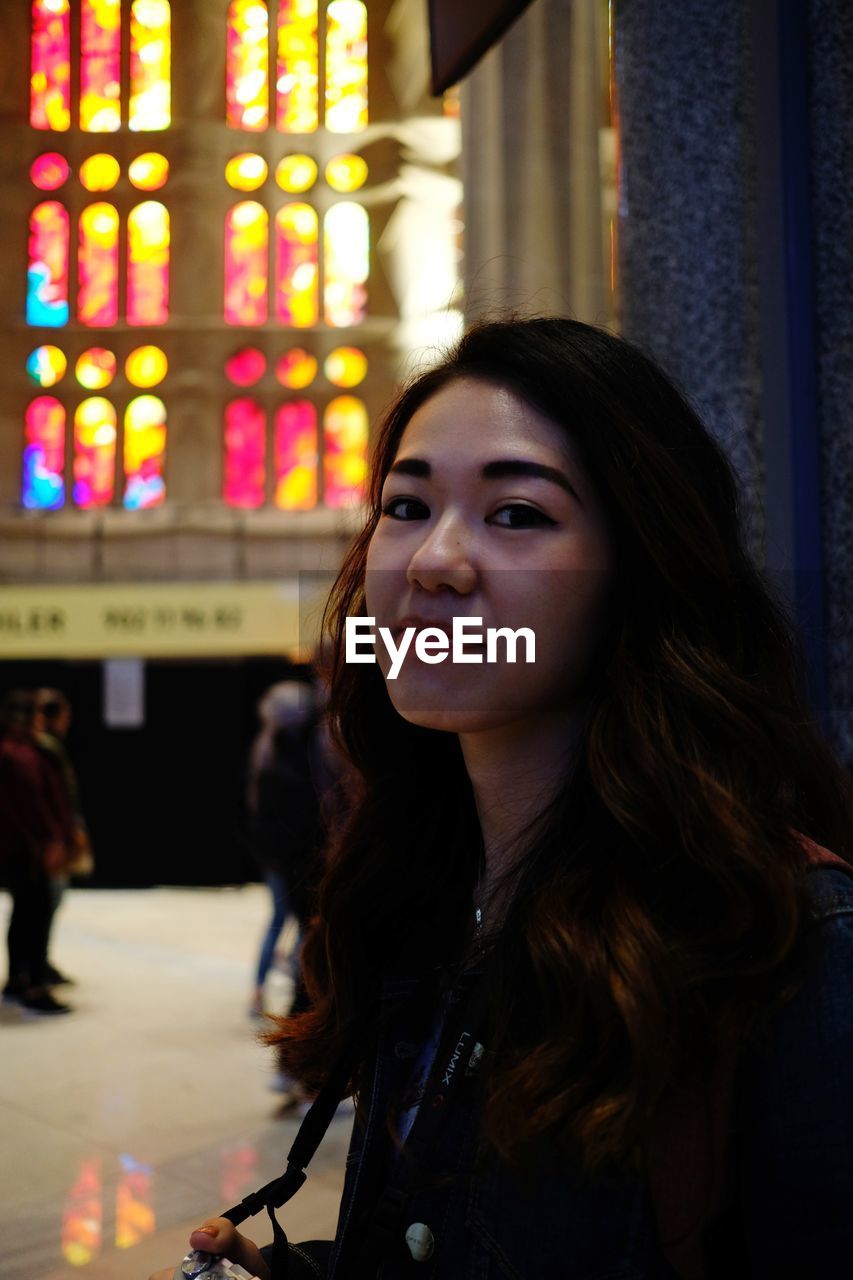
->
(323, 394, 367, 506)
(325, 345, 366, 387)
(73, 396, 116, 508)
(78, 202, 119, 326)
(275, 154, 317, 193)
(124, 395, 167, 509)
(275, 203, 318, 326)
(226, 0, 269, 131)
(129, 0, 172, 131)
(76, 347, 117, 388)
(277, 0, 318, 133)
(128, 152, 169, 190)
(225, 153, 268, 191)
(325, 1, 367, 133)
(31, 0, 71, 132)
(126, 345, 168, 387)
(325, 152, 367, 192)
(224, 398, 266, 507)
(79, 153, 120, 192)
(275, 348, 316, 388)
(127, 201, 170, 325)
(225, 201, 269, 325)
(23, 396, 66, 509)
(323, 201, 368, 326)
(27, 345, 67, 387)
(31, 152, 70, 191)
(80, 0, 121, 132)
(274, 401, 317, 509)
(225, 348, 266, 386)
(28, 201, 70, 327)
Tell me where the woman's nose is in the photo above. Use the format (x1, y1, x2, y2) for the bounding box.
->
(406, 512, 476, 594)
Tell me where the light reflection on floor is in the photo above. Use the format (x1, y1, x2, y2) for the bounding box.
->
(1, 886, 351, 1280)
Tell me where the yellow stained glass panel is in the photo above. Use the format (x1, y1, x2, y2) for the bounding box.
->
(277, 0, 318, 133)
(126, 345, 168, 387)
(325, 0, 367, 134)
(325, 153, 367, 192)
(127, 201, 170, 326)
(275, 154, 317, 193)
(323, 394, 367, 507)
(80, 0, 121, 133)
(79, 153, 120, 192)
(225, 153, 269, 191)
(128, 152, 170, 190)
(124, 395, 167, 508)
(130, 0, 172, 131)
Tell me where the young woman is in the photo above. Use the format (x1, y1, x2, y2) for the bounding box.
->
(153, 318, 853, 1280)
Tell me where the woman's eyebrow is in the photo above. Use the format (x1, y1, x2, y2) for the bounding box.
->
(481, 459, 582, 504)
(388, 456, 581, 504)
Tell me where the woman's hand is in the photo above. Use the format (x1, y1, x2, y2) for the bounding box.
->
(147, 1217, 271, 1280)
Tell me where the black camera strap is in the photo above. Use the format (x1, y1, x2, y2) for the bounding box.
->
(219, 1049, 355, 1278)
(217, 961, 491, 1278)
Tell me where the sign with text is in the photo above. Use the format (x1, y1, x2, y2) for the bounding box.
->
(0, 580, 329, 660)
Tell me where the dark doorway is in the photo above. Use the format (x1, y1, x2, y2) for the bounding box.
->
(1, 656, 309, 886)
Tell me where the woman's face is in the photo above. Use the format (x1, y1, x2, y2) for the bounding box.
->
(364, 378, 613, 734)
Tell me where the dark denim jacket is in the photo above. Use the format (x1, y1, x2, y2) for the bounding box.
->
(274, 868, 853, 1280)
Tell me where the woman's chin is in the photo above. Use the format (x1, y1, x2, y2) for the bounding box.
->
(383, 668, 519, 734)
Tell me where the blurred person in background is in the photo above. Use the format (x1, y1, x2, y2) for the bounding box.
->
(0, 688, 74, 1015)
(34, 688, 94, 986)
(246, 678, 329, 1026)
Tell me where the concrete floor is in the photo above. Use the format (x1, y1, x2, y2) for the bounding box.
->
(0, 885, 351, 1280)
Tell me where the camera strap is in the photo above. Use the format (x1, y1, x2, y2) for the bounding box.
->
(216, 960, 492, 1279)
(219, 1048, 355, 1278)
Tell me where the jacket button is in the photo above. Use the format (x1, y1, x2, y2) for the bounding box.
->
(405, 1222, 435, 1262)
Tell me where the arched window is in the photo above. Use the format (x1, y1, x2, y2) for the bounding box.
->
(30, 0, 71, 131)
(80, 0, 121, 132)
(127, 201, 170, 325)
(325, 0, 367, 133)
(225, 201, 269, 325)
(74, 396, 117, 508)
(323, 394, 367, 507)
(129, 0, 171, 131)
(324, 201, 368, 326)
(27, 200, 70, 327)
(24, 397, 66, 509)
(274, 203, 318, 326)
(124, 395, 167, 508)
(78, 202, 120, 326)
(274, 401, 317, 509)
(226, 0, 269, 131)
(224, 398, 266, 507)
(277, 0, 318, 132)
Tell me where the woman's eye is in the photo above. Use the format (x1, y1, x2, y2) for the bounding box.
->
(489, 504, 557, 529)
(380, 496, 429, 520)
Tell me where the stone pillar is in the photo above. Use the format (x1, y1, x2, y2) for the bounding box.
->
(460, 0, 613, 328)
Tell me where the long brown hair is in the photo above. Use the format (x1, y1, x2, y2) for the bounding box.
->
(271, 317, 853, 1174)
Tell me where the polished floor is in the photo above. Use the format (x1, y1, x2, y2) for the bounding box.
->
(1, 885, 351, 1280)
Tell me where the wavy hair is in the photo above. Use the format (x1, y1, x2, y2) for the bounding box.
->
(270, 317, 853, 1174)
